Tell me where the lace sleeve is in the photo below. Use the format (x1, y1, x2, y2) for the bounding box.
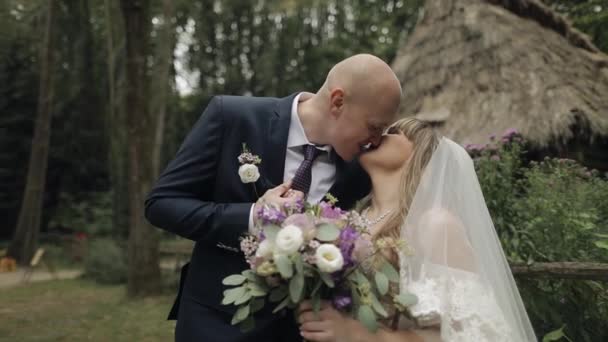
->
(405, 264, 513, 342)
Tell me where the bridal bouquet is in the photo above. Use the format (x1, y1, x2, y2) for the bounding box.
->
(222, 195, 418, 332)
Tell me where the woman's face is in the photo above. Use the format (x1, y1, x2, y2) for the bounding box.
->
(359, 129, 414, 174)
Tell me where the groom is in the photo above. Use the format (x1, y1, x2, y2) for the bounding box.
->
(144, 54, 402, 341)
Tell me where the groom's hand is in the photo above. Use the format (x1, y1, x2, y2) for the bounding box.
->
(253, 181, 304, 224)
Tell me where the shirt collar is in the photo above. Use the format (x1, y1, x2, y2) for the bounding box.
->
(287, 93, 332, 154)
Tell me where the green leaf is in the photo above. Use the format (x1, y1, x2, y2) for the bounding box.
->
(248, 282, 268, 297)
(311, 278, 323, 296)
(239, 316, 255, 333)
(316, 224, 340, 241)
(293, 253, 304, 274)
(272, 295, 292, 313)
(234, 290, 252, 306)
(250, 298, 265, 314)
(395, 292, 418, 307)
(542, 325, 566, 342)
(375, 272, 389, 296)
(275, 254, 294, 279)
(595, 240, 608, 250)
(355, 270, 369, 285)
(381, 262, 400, 283)
(370, 292, 389, 318)
(222, 286, 246, 305)
(243, 270, 258, 282)
(223, 274, 247, 286)
(594, 233, 608, 239)
(320, 271, 335, 288)
(289, 273, 305, 302)
(263, 225, 281, 242)
(357, 305, 378, 332)
(269, 286, 288, 303)
(231, 305, 250, 325)
(312, 292, 322, 315)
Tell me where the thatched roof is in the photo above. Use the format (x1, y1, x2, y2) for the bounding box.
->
(391, 0, 608, 147)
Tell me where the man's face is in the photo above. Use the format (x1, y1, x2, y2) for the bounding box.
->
(329, 98, 395, 161)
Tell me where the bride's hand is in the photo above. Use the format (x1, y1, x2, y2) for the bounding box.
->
(298, 301, 372, 342)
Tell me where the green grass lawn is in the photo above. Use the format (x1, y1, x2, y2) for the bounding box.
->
(0, 278, 176, 341)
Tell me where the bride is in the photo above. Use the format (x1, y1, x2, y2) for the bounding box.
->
(298, 118, 536, 341)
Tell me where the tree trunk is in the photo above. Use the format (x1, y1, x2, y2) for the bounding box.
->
(8, 0, 56, 265)
(104, 0, 129, 239)
(151, 0, 176, 176)
(120, 0, 161, 297)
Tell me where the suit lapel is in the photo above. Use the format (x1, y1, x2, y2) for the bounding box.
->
(263, 93, 298, 188)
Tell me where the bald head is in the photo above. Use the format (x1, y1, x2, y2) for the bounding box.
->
(322, 54, 402, 114)
(299, 54, 403, 161)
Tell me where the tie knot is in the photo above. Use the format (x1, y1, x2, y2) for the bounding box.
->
(303, 144, 322, 161)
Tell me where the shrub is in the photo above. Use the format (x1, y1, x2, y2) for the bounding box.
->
(83, 238, 127, 285)
(468, 129, 608, 341)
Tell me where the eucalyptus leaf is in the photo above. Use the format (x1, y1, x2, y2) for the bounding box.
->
(243, 270, 258, 282)
(355, 270, 369, 285)
(357, 305, 378, 332)
(320, 271, 335, 288)
(381, 262, 400, 283)
(316, 224, 340, 241)
(395, 292, 418, 307)
(370, 292, 389, 318)
(250, 298, 265, 314)
(231, 304, 250, 325)
(311, 278, 323, 296)
(312, 292, 322, 315)
(222, 286, 246, 305)
(293, 253, 304, 273)
(234, 290, 252, 306)
(375, 272, 389, 296)
(223, 274, 247, 286)
(269, 286, 288, 303)
(248, 282, 268, 297)
(272, 295, 292, 313)
(289, 273, 305, 302)
(239, 316, 255, 333)
(275, 254, 294, 279)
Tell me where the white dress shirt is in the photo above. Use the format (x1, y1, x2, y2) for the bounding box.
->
(248, 93, 337, 231)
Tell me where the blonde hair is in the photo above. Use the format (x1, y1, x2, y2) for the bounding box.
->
(360, 118, 440, 261)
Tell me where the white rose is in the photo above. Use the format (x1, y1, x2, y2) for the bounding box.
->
(275, 225, 304, 255)
(315, 244, 344, 273)
(238, 164, 260, 183)
(256, 239, 275, 259)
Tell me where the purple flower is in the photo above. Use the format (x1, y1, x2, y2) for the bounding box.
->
(502, 128, 518, 137)
(284, 198, 305, 214)
(337, 226, 359, 269)
(332, 294, 352, 310)
(256, 205, 287, 225)
(491, 155, 500, 161)
(319, 202, 345, 219)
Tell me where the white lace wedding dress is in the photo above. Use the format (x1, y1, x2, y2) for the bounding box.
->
(392, 138, 536, 341)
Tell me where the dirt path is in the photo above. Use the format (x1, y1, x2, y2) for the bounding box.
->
(0, 269, 83, 288)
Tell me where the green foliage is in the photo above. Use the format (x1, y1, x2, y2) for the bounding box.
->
(544, 0, 608, 53)
(469, 130, 608, 341)
(48, 191, 113, 237)
(83, 238, 127, 285)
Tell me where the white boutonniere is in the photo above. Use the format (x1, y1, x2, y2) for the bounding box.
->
(238, 143, 262, 196)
